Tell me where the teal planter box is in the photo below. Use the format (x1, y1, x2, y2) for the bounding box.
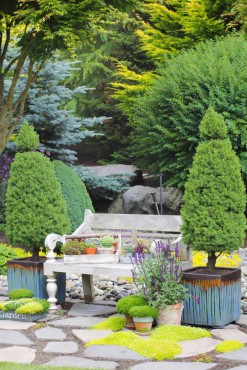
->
(7, 258, 66, 303)
(181, 267, 241, 327)
(0, 310, 46, 322)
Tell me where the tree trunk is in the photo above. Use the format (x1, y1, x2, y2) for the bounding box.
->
(32, 248, 40, 261)
(207, 251, 217, 271)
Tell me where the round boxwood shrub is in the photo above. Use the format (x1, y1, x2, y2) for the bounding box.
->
(5, 152, 70, 259)
(128, 305, 158, 318)
(9, 288, 33, 300)
(116, 295, 147, 315)
(53, 160, 94, 233)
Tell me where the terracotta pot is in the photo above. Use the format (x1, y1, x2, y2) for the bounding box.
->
(156, 301, 184, 326)
(125, 314, 135, 329)
(85, 247, 97, 255)
(113, 241, 118, 254)
(133, 317, 153, 333)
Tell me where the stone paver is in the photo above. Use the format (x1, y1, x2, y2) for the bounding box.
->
(84, 344, 147, 360)
(211, 328, 247, 343)
(44, 356, 119, 369)
(175, 338, 220, 358)
(0, 329, 33, 345)
(34, 326, 66, 340)
(237, 315, 247, 327)
(129, 363, 217, 370)
(49, 316, 105, 328)
(216, 346, 247, 361)
(43, 341, 78, 354)
(73, 329, 113, 342)
(0, 346, 36, 364)
(38, 313, 60, 322)
(0, 320, 35, 330)
(69, 303, 116, 317)
(225, 367, 247, 370)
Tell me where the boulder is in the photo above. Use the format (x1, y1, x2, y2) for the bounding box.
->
(108, 185, 183, 214)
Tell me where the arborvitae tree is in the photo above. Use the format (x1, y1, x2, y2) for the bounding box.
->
(128, 34, 247, 188)
(53, 161, 94, 233)
(5, 125, 70, 259)
(181, 109, 246, 270)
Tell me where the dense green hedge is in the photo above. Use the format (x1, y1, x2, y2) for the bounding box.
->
(53, 161, 94, 233)
(5, 152, 70, 255)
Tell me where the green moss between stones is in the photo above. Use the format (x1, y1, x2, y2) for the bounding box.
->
(85, 331, 182, 360)
(92, 316, 126, 331)
(151, 325, 211, 341)
(215, 340, 244, 353)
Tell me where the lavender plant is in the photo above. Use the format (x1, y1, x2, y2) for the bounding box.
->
(132, 241, 188, 308)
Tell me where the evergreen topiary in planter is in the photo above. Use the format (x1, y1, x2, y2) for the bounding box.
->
(129, 305, 158, 334)
(181, 108, 246, 327)
(116, 295, 147, 329)
(6, 123, 70, 301)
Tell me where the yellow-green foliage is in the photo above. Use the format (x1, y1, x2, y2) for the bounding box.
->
(92, 316, 126, 331)
(193, 251, 242, 268)
(16, 301, 44, 314)
(151, 325, 210, 342)
(215, 340, 244, 353)
(85, 331, 181, 360)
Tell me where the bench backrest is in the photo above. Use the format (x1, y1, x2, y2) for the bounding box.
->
(69, 210, 191, 261)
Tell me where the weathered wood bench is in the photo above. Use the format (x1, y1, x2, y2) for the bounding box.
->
(44, 210, 191, 310)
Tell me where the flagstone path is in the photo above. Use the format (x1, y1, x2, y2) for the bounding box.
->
(0, 302, 246, 370)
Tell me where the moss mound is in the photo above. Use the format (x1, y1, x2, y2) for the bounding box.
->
(92, 316, 126, 331)
(151, 325, 210, 341)
(85, 331, 181, 360)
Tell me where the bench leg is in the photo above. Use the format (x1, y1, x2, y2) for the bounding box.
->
(82, 274, 94, 303)
(46, 273, 58, 311)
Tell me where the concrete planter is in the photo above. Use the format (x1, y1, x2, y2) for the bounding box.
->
(0, 310, 47, 322)
(181, 267, 241, 327)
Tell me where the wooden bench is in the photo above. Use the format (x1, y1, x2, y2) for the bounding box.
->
(44, 210, 191, 311)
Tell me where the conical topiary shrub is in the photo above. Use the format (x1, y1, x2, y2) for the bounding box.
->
(181, 108, 246, 270)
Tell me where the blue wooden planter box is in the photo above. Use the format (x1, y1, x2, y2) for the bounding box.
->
(7, 258, 66, 303)
(0, 310, 46, 322)
(181, 267, 241, 327)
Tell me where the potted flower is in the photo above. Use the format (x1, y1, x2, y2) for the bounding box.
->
(128, 305, 158, 334)
(116, 295, 147, 329)
(61, 240, 86, 263)
(85, 238, 99, 255)
(120, 243, 135, 264)
(98, 235, 115, 254)
(181, 109, 246, 327)
(132, 241, 189, 326)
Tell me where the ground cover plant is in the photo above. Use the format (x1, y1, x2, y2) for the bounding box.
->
(85, 331, 181, 360)
(0, 244, 17, 275)
(215, 340, 244, 353)
(151, 325, 210, 341)
(92, 316, 126, 331)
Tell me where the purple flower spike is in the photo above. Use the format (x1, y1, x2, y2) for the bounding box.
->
(175, 243, 179, 258)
